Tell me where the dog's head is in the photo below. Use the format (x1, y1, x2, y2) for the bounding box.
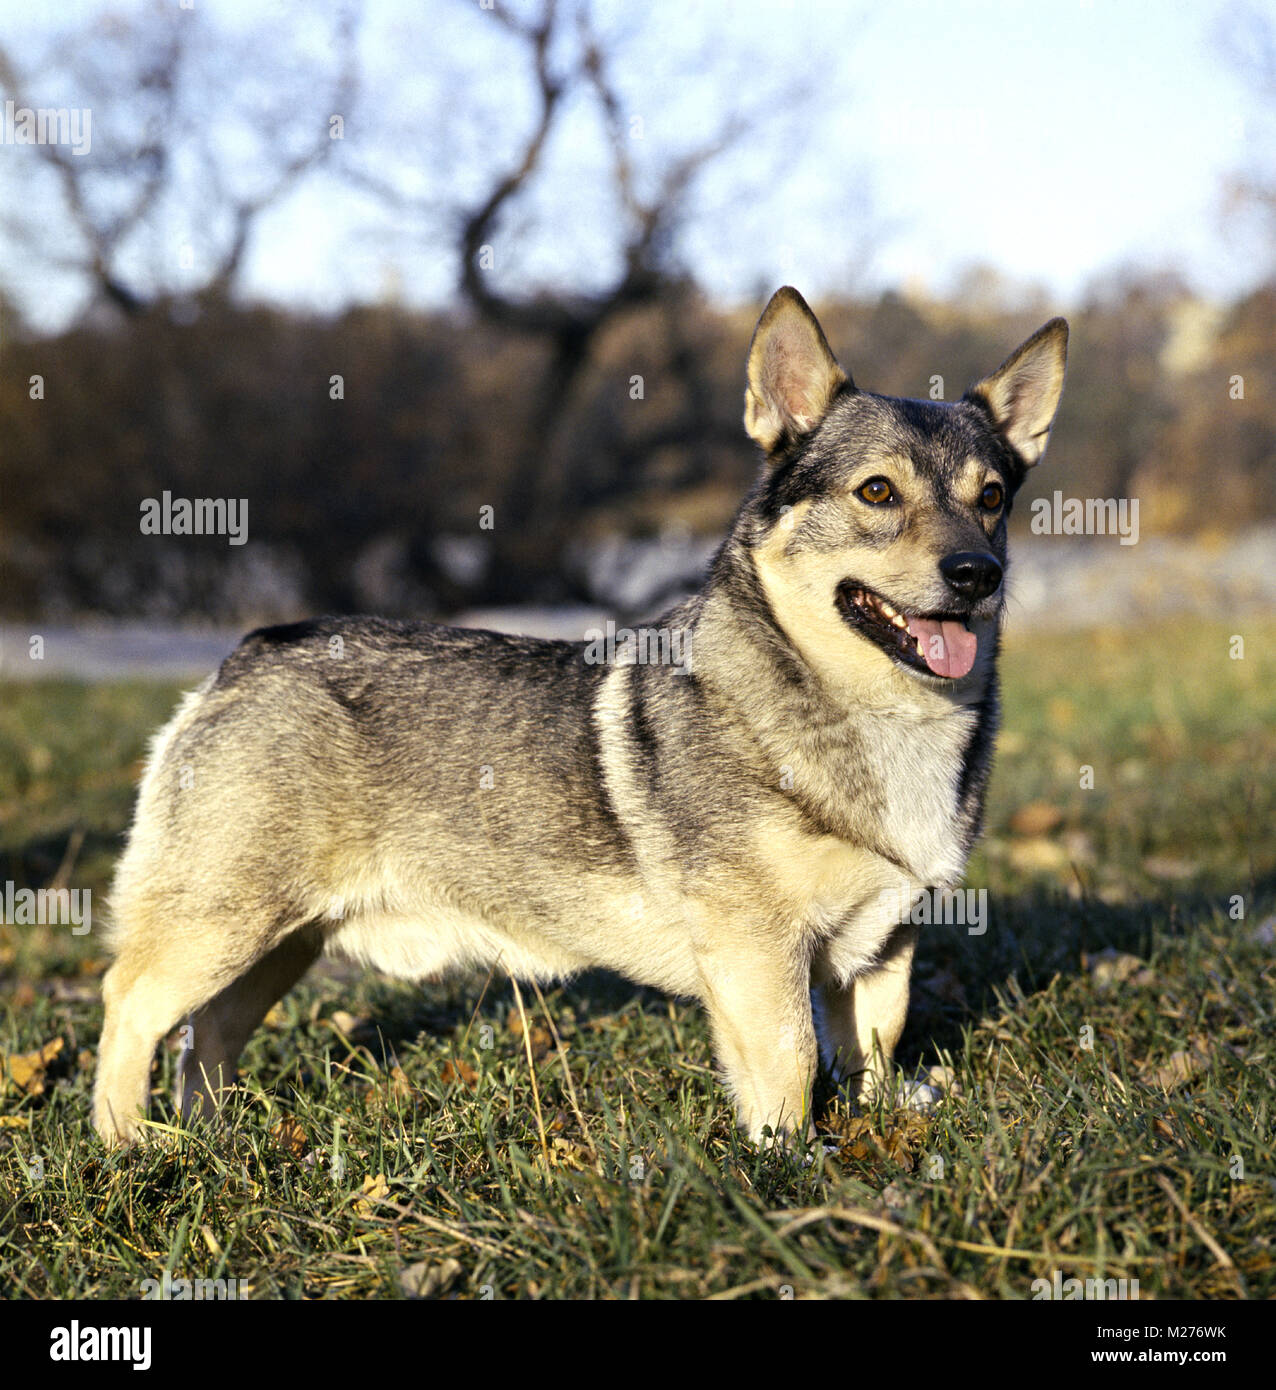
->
(739, 287, 1067, 693)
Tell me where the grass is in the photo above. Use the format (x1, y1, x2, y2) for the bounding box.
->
(0, 616, 1273, 1299)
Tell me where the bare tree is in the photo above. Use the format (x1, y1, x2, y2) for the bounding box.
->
(332, 0, 809, 601)
(1, 0, 823, 611)
(0, 4, 358, 319)
(448, 3, 741, 597)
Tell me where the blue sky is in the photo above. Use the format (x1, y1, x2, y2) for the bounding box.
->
(1, 0, 1269, 331)
(822, 0, 1263, 302)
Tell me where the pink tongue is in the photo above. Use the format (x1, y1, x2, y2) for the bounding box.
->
(905, 618, 978, 678)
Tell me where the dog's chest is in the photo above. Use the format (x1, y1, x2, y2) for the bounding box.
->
(766, 707, 981, 981)
(867, 707, 980, 884)
(801, 702, 981, 892)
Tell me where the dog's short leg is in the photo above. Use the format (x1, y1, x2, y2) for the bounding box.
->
(815, 921, 918, 1103)
(697, 945, 817, 1145)
(94, 942, 225, 1147)
(93, 956, 168, 1147)
(177, 924, 323, 1125)
(94, 910, 289, 1146)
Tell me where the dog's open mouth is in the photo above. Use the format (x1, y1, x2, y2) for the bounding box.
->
(836, 582, 979, 679)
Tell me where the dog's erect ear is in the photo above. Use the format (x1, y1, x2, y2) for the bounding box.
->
(744, 286, 850, 454)
(966, 318, 1068, 467)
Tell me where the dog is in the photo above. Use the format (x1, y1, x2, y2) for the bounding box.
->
(94, 287, 1067, 1147)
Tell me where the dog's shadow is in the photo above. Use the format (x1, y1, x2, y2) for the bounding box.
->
(286, 961, 676, 1069)
(897, 871, 1275, 1072)
(246, 872, 1272, 1129)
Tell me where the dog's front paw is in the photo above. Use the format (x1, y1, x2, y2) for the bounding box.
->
(92, 1099, 145, 1148)
(898, 1079, 943, 1111)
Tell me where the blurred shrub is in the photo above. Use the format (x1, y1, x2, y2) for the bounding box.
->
(1, 276, 1271, 620)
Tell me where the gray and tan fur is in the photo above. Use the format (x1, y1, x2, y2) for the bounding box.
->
(94, 287, 1068, 1146)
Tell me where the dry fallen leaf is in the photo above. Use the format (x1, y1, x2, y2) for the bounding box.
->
(440, 1059, 479, 1089)
(1146, 1040, 1214, 1090)
(328, 1009, 368, 1036)
(400, 1258, 463, 1298)
(364, 1063, 417, 1115)
(821, 1110, 932, 1170)
(1008, 837, 1070, 873)
(1087, 948, 1145, 989)
(507, 1013, 555, 1061)
(270, 1115, 309, 1157)
(549, 1136, 591, 1171)
(353, 1172, 391, 1216)
(4, 1037, 64, 1096)
(1008, 801, 1064, 837)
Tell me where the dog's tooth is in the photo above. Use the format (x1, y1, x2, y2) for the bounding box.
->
(878, 599, 898, 618)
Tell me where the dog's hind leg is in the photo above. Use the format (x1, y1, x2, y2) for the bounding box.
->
(93, 957, 168, 1148)
(177, 923, 323, 1125)
(94, 925, 243, 1147)
(94, 897, 300, 1146)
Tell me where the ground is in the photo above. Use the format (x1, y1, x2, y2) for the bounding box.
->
(0, 616, 1273, 1299)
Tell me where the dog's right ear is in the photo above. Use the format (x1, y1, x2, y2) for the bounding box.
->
(744, 287, 850, 455)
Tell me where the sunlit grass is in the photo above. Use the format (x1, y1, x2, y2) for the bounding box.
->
(1, 616, 1273, 1298)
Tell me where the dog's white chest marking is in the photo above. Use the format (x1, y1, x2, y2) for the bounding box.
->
(768, 701, 980, 982)
(869, 705, 979, 887)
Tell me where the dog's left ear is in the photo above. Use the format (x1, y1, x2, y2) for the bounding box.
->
(744, 286, 850, 454)
(966, 318, 1068, 467)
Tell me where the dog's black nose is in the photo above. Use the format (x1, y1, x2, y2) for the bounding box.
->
(939, 551, 1003, 602)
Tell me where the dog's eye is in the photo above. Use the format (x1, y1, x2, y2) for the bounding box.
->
(857, 478, 894, 505)
(980, 482, 1004, 511)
